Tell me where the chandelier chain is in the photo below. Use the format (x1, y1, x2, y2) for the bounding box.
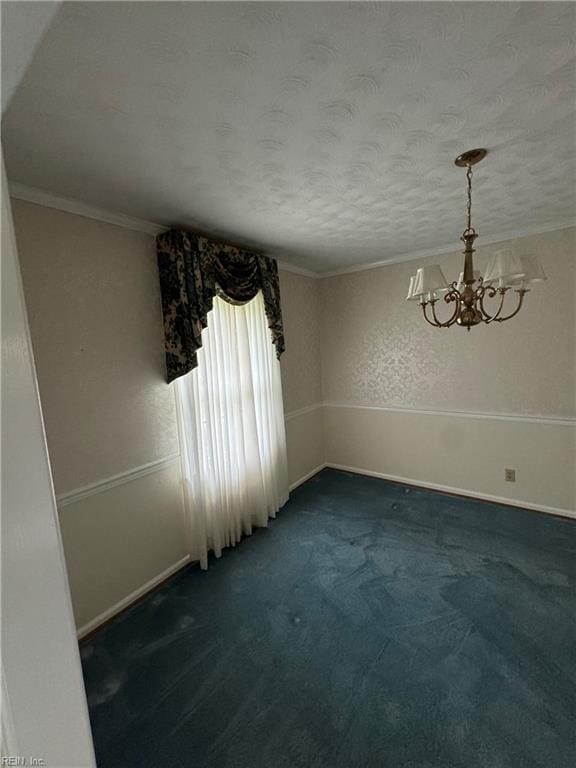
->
(465, 164, 473, 233)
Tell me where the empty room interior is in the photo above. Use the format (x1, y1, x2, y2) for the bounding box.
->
(2, 2, 575, 767)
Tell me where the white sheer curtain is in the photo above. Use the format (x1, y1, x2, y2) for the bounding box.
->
(175, 290, 289, 569)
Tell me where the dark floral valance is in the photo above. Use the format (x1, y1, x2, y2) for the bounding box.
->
(157, 229, 284, 383)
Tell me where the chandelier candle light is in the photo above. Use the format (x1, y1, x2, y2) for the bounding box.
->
(406, 148, 547, 330)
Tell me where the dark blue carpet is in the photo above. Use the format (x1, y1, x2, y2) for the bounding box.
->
(81, 469, 576, 768)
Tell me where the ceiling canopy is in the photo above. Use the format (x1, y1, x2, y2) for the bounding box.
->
(3, 1, 574, 273)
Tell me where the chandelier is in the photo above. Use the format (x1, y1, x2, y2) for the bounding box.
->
(406, 148, 546, 330)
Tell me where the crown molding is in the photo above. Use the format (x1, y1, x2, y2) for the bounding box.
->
(9, 181, 323, 274)
(319, 219, 576, 278)
(8, 181, 324, 275)
(9, 181, 574, 278)
(276, 260, 320, 279)
(9, 182, 167, 236)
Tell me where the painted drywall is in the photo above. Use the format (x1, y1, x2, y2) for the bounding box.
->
(324, 407, 575, 514)
(285, 407, 324, 489)
(11, 199, 324, 630)
(2, 162, 95, 765)
(60, 462, 188, 632)
(0, 1, 61, 113)
(320, 227, 576, 513)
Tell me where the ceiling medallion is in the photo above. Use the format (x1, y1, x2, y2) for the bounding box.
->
(406, 148, 546, 330)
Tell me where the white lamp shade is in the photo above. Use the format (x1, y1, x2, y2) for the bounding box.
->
(483, 250, 526, 286)
(456, 269, 481, 292)
(406, 275, 419, 300)
(507, 255, 547, 285)
(414, 265, 449, 296)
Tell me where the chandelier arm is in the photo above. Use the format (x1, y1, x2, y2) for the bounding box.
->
(493, 289, 527, 323)
(430, 292, 461, 327)
(421, 302, 442, 327)
(478, 286, 507, 323)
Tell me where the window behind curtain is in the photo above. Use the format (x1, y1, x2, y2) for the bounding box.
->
(175, 291, 288, 568)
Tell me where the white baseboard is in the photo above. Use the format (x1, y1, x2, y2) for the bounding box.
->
(75, 462, 324, 638)
(289, 463, 327, 492)
(325, 463, 576, 520)
(76, 464, 573, 640)
(76, 461, 573, 638)
(77, 555, 191, 639)
(77, 464, 325, 639)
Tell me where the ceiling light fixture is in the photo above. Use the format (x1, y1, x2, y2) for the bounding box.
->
(406, 148, 546, 330)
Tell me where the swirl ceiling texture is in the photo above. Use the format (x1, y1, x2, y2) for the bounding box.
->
(2, 2, 575, 273)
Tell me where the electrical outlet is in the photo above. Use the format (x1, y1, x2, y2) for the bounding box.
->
(505, 468, 516, 482)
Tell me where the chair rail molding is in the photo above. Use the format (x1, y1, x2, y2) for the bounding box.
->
(56, 455, 180, 507)
(322, 401, 576, 427)
(57, 407, 325, 508)
(284, 402, 323, 421)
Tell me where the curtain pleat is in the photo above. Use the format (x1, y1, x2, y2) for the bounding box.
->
(156, 229, 284, 383)
(176, 291, 289, 568)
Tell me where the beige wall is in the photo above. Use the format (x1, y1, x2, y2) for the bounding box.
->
(320, 227, 576, 513)
(279, 269, 324, 486)
(2, 164, 96, 764)
(58, 462, 188, 631)
(12, 198, 574, 633)
(321, 228, 575, 417)
(12, 201, 179, 494)
(12, 200, 323, 631)
(12, 200, 186, 632)
(278, 269, 322, 414)
(324, 407, 575, 514)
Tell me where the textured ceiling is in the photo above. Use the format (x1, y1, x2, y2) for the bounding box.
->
(2, 2, 575, 272)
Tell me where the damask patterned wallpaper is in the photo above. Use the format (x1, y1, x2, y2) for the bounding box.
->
(279, 270, 322, 414)
(320, 227, 575, 419)
(12, 200, 182, 494)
